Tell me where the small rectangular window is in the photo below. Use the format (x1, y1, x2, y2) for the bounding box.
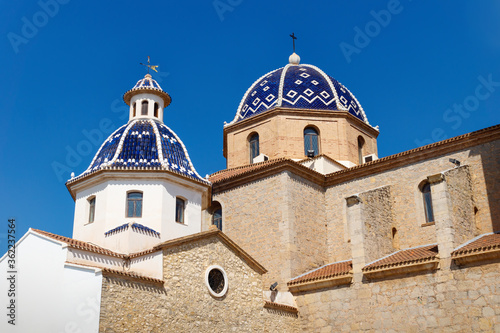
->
(176, 198, 185, 223)
(88, 197, 96, 223)
(127, 192, 143, 217)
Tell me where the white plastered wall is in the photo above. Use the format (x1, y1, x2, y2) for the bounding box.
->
(72, 174, 204, 253)
(129, 93, 164, 122)
(0, 231, 102, 333)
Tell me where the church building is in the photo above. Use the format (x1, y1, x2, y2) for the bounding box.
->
(1, 50, 499, 332)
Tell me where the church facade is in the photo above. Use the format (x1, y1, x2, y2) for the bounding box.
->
(1, 52, 499, 332)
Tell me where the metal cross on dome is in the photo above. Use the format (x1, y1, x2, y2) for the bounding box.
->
(140, 56, 159, 74)
(290, 33, 297, 53)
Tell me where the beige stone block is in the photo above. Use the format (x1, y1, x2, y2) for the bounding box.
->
(483, 307, 495, 318)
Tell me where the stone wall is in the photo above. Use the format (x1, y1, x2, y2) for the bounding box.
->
(99, 235, 299, 332)
(287, 172, 328, 280)
(295, 261, 500, 332)
(444, 166, 476, 247)
(325, 142, 499, 265)
(224, 112, 378, 169)
(214, 171, 327, 289)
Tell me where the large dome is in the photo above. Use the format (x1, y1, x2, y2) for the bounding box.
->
(229, 63, 369, 125)
(75, 118, 205, 182)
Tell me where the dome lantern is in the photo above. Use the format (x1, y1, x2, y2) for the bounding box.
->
(123, 73, 171, 123)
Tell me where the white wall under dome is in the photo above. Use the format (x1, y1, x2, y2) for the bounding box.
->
(72, 171, 206, 253)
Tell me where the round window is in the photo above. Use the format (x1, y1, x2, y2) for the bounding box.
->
(205, 265, 228, 297)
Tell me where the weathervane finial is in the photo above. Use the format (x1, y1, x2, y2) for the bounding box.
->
(139, 56, 159, 74)
(290, 33, 297, 53)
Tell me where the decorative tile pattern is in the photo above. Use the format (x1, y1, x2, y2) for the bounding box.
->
(229, 64, 368, 125)
(79, 119, 205, 182)
(238, 68, 283, 121)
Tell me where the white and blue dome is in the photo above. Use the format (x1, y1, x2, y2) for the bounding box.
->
(77, 119, 205, 182)
(72, 73, 204, 183)
(229, 61, 369, 125)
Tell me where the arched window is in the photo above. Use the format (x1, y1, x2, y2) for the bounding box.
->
(154, 102, 159, 118)
(88, 196, 96, 223)
(249, 133, 259, 163)
(133, 103, 137, 117)
(141, 100, 148, 116)
(420, 182, 434, 223)
(358, 136, 365, 164)
(176, 197, 186, 224)
(213, 208, 222, 231)
(304, 127, 319, 157)
(127, 192, 143, 217)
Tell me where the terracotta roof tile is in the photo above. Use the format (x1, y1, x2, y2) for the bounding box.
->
(101, 268, 164, 284)
(65, 261, 163, 284)
(452, 232, 500, 257)
(363, 244, 438, 271)
(263, 300, 298, 314)
(209, 158, 289, 183)
(32, 228, 126, 258)
(288, 260, 352, 286)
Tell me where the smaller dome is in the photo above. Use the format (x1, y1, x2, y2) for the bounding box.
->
(76, 119, 206, 183)
(123, 74, 171, 107)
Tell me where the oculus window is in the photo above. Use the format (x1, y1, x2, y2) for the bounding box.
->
(205, 265, 228, 297)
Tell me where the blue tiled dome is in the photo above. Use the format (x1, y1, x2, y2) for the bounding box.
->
(77, 119, 205, 182)
(229, 64, 369, 125)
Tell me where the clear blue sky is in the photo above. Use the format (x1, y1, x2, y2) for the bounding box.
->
(1, 1, 499, 246)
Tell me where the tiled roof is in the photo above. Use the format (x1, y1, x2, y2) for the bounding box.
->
(65, 261, 163, 284)
(363, 244, 439, 272)
(101, 267, 164, 284)
(288, 260, 352, 286)
(209, 158, 289, 183)
(69, 119, 207, 183)
(32, 229, 126, 258)
(452, 232, 500, 257)
(155, 228, 267, 274)
(229, 63, 367, 125)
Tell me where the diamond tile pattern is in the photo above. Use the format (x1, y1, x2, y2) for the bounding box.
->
(239, 68, 283, 120)
(82, 119, 203, 181)
(236, 64, 366, 123)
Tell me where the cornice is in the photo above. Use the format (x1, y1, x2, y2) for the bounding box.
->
(222, 106, 379, 157)
(213, 124, 500, 193)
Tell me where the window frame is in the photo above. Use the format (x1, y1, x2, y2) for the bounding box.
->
(88, 196, 96, 223)
(141, 100, 148, 116)
(175, 197, 186, 224)
(249, 133, 259, 163)
(358, 136, 365, 164)
(154, 102, 159, 118)
(420, 181, 435, 223)
(304, 126, 320, 157)
(212, 208, 222, 231)
(126, 191, 143, 218)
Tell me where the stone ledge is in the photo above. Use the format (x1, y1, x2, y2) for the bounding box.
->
(452, 248, 500, 266)
(288, 274, 353, 293)
(263, 300, 298, 314)
(363, 260, 439, 280)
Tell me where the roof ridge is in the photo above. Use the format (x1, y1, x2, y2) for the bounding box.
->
(31, 228, 127, 258)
